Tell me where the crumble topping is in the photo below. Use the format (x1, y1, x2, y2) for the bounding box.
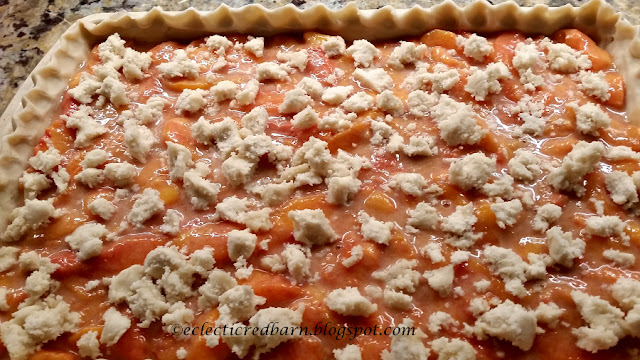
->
(5, 29, 639, 360)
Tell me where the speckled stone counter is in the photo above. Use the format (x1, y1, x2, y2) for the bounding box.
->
(0, 0, 638, 115)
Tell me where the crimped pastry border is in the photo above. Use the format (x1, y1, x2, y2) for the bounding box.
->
(0, 0, 638, 232)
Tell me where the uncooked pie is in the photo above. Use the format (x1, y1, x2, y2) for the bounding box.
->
(1, 5, 640, 360)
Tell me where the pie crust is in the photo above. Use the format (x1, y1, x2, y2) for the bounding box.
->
(1, 1, 640, 358)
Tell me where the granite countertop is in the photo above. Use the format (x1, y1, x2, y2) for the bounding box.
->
(0, 0, 638, 115)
